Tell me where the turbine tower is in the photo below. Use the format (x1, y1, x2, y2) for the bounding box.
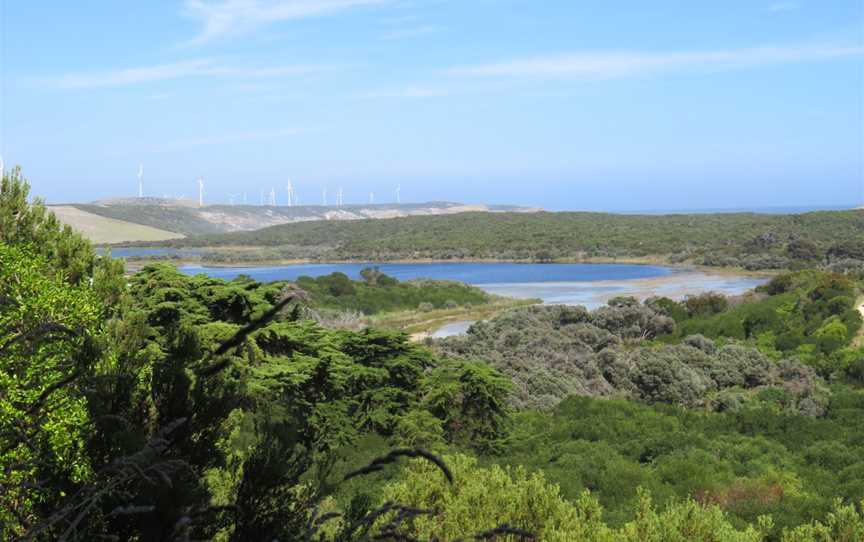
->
(197, 177, 205, 207)
(137, 164, 144, 198)
(260, 189, 265, 206)
(228, 193, 239, 206)
(270, 187, 277, 206)
(322, 187, 327, 206)
(395, 184, 401, 204)
(286, 178, 294, 207)
(337, 187, 344, 208)
(369, 192, 375, 204)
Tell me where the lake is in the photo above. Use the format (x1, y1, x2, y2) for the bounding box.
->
(177, 262, 767, 309)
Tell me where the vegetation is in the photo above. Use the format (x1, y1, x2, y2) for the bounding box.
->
(147, 210, 864, 271)
(48, 205, 184, 244)
(498, 393, 864, 536)
(74, 202, 529, 238)
(296, 268, 492, 316)
(2, 170, 515, 540)
(378, 453, 864, 541)
(662, 274, 864, 377)
(2, 167, 863, 540)
(434, 300, 833, 412)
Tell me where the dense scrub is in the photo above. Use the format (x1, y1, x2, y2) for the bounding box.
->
(497, 393, 864, 535)
(296, 268, 491, 316)
(151, 210, 864, 271)
(658, 273, 864, 377)
(379, 453, 863, 541)
(435, 300, 830, 412)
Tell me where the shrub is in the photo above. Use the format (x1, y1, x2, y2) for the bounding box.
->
(378, 455, 770, 542)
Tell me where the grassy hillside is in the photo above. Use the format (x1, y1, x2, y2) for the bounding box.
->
(74, 201, 536, 238)
(151, 210, 864, 270)
(75, 203, 223, 235)
(49, 205, 184, 243)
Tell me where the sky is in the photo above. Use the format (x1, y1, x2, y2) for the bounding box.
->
(0, 0, 862, 211)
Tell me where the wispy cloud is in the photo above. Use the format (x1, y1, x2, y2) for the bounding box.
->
(51, 59, 333, 89)
(153, 128, 306, 151)
(449, 43, 863, 79)
(182, 0, 392, 44)
(768, 2, 800, 12)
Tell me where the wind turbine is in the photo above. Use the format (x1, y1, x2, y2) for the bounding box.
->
(369, 192, 375, 204)
(395, 184, 401, 204)
(228, 193, 239, 206)
(286, 178, 294, 207)
(322, 187, 328, 206)
(260, 190, 265, 206)
(337, 187, 344, 207)
(137, 164, 144, 198)
(196, 179, 204, 207)
(270, 187, 277, 206)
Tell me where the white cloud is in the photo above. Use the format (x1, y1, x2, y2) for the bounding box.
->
(768, 2, 800, 12)
(449, 44, 864, 79)
(52, 59, 332, 89)
(182, 0, 392, 44)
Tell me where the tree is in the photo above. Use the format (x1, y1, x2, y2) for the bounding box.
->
(0, 245, 103, 537)
(422, 361, 512, 453)
(0, 167, 125, 307)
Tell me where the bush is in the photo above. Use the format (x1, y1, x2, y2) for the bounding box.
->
(377, 454, 770, 542)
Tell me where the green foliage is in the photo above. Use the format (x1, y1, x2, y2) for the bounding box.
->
(297, 269, 490, 315)
(499, 393, 864, 535)
(435, 303, 821, 412)
(377, 454, 771, 541)
(422, 360, 513, 453)
(781, 499, 864, 541)
(0, 167, 125, 306)
(0, 244, 103, 536)
(153, 209, 864, 270)
(11, 257, 513, 539)
(667, 271, 863, 377)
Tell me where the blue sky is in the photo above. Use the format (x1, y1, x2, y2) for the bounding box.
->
(0, 0, 862, 211)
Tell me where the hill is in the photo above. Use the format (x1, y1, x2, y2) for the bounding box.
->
(48, 205, 184, 243)
(64, 199, 539, 239)
(148, 209, 864, 270)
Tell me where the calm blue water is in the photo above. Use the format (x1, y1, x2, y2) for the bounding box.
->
(177, 262, 675, 284)
(175, 261, 766, 310)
